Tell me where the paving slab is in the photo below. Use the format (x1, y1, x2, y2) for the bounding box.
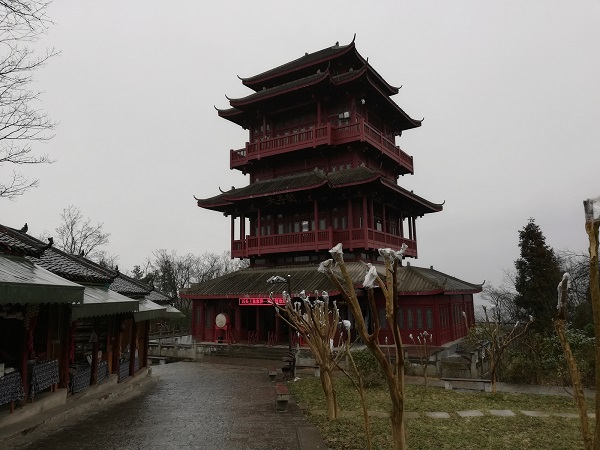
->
(489, 409, 516, 417)
(457, 410, 484, 418)
(520, 410, 549, 417)
(425, 412, 451, 419)
(404, 411, 420, 419)
(553, 412, 579, 418)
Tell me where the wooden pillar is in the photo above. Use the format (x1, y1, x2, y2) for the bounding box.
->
(317, 99, 321, 124)
(255, 307, 260, 341)
(20, 323, 28, 401)
(231, 215, 235, 249)
(400, 213, 404, 238)
(347, 198, 354, 230)
(112, 318, 120, 375)
(142, 322, 149, 368)
(362, 195, 368, 249)
(382, 203, 387, 236)
(313, 199, 319, 241)
(199, 302, 205, 341)
(257, 209, 262, 256)
(275, 314, 280, 342)
(240, 214, 246, 256)
(413, 217, 417, 242)
(235, 305, 241, 341)
(106, 319, 113, 373)
(369, 198, 374, 229)
(58, 307, 70, 389)
(129, 320, 137, 376)
(91, 318, 99, 384)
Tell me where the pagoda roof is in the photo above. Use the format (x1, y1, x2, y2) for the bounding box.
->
(180, 262, 481, 300)
(396, 264, 483, 295)
(30, 247, 116, 285)
(195, 166, 443, 215)
(239, 39, 400, 96)
(220, 66, 421, 131)
(110, 272, 152, 298)
(0, 224, 49, 257)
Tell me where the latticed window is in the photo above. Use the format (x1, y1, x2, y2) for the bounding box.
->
(398, 308, 404, 329)
(416, 309, 423, 330)
(426, 308, 433, 329)
(407, 309, 413, 329)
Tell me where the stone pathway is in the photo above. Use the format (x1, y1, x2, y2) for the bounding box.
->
(308, 409, 590, 419)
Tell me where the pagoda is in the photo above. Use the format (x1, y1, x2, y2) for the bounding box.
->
(185, 39, 480, 347)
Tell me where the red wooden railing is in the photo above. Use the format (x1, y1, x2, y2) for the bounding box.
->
(230, 119, 413, 174)
(231, 227, 416, 259)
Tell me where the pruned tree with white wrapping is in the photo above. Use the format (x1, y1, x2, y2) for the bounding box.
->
(583, 195, 600, 448)
(269, 289, 349, 420)
(555, 272, 593, 450)
(319, 243, 409, 450)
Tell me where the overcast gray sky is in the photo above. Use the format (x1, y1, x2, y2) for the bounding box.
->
(2, 1, 599, 291)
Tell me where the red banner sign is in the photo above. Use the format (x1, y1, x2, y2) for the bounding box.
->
(239, 297, 286, 306)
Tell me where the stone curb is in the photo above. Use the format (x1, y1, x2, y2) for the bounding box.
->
(0, 373, 159, 444)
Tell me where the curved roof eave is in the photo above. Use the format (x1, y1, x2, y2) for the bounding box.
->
(380, 178, 444, 213)
(364, 75, 422, 130)
(228, 71, 330, 108)
(239, 41, 356, 89)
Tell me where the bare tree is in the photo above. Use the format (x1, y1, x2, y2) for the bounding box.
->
(583, 196, 600, 448)
(270, 289, 347, 421)
(144, 249, 246, 315)
(0, 1, 58, 199)
(472, 306, 533, 393)
(321, 243, 408, 450)
(555, 273, 592, 450)
(55, 205, 110, 259)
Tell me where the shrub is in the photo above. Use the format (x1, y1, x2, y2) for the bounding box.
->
(351, 349, 385, 387)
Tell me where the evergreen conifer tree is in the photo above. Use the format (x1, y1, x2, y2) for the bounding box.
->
(514, 218, 562, 332)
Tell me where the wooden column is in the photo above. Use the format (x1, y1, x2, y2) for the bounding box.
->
(362, 195, 368, 249)
(240, 214, 246, 256)
(399, 213, 404, 237)
(106, 319, 113, 373)
(129, 320, 137, 376)
(382, 203, 387, 235)
(199, 302, 205, 341)
(91, 318, 99, 384)
(235, 305, 241, 342)
(112, 318, 121, 375)
(142, 322, 149, 368)
(257, 209, 262, 256)
(347, 198, 354, 249)
(313, 199, 319, 242)
(413, 217, 417, 242)
(255, 307, 260, 342)
(231, 215, 235, 250)
(20, 323, 28, 402)
(60, 307, 71, 389)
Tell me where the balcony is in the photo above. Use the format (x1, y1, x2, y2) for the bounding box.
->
(230, 118, 413, 174)
(231, 227, 417, 259)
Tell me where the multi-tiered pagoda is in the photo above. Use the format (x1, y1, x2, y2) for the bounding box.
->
(184, 39, 481, 347)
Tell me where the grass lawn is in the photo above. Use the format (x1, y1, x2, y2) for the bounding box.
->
(289, 375, 595, 450)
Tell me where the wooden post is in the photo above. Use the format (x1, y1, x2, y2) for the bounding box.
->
(60, 308, 71, 389)
(91, 318, 99, 385)
(112, 318, 121, 375)
(129, 320, 137, 376)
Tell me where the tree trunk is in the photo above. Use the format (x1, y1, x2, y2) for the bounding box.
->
(320, 366, 338, 420)
(584, 207, 600, 448)
(490, 360, 497, 393)
(555, 319, 593, 450)
(390, 405, 407, 450)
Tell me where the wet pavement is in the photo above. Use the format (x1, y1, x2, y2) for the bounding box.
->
(6, 359, 322, 450)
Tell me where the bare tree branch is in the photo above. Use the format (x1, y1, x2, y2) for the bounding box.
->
(0, 1, 57, 199)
